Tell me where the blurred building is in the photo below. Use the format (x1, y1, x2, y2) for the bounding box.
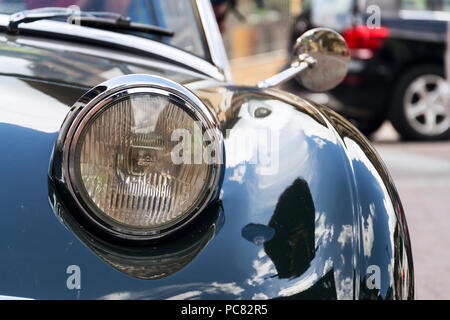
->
(223, 0, 294, 58)
(225, 0, 304, 84)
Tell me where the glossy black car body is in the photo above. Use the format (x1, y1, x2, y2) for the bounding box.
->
(0, 1, 413, 299)
(289, 0, 449, 140)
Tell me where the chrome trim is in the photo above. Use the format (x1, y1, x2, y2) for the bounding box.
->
(0, 13, 226, 81)
(185, 79, 225, 91)
(196, 0, 232, 82)
(53, 74, 225, 240)
(257, 54, 316, 89)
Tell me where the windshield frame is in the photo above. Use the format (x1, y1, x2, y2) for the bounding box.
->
(0, 0, 231, 82)
(195, 0, 231, 82)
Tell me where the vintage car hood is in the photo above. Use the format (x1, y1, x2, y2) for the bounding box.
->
(0, 34, 210, 89)
(0, 75, 413, 300)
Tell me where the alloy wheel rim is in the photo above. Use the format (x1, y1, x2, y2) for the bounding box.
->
(404, 74, 450, 136)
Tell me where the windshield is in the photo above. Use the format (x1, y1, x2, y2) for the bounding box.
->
(0, 0, 208, 58)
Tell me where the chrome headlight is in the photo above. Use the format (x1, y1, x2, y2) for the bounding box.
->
(54, 75, 224, 240)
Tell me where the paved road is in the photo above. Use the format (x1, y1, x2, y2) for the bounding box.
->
(373, 123, 450, 299)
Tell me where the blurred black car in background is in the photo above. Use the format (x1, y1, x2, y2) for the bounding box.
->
(288, 0, 450, 140)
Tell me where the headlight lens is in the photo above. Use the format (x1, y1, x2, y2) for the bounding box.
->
(78, 92, 210, 230)
(57, 75, 223, 240)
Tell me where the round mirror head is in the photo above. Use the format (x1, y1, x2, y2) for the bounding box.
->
(293, 28, 350, 92)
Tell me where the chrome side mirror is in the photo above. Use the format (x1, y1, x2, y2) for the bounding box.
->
(258, 28, 350, 92)
(294, 28, 350, 91)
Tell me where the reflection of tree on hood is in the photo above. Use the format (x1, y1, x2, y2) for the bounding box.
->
(264, 178, 316, 279)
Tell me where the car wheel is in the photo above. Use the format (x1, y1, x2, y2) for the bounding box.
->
(390, 65, 450, 141)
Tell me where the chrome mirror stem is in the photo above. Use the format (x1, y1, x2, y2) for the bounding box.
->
(257, 54, 317, 89)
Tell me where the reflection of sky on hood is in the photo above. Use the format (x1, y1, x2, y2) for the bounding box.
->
(0, 55, 34, 77)
(100, 281, 246, 300)
(224, 95, 353, 299)
(221, 93, 408, 299)
(247, 249, 277, 286)
(343, 137, 397, 296)
(0, 78, 69, 133)
(221, 96, 360, 299)
(225, 98, 337, 217)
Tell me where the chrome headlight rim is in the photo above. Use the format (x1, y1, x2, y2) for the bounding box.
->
(56, 75, 224, 241)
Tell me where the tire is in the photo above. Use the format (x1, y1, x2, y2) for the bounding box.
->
(389, 65, 450, 141)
